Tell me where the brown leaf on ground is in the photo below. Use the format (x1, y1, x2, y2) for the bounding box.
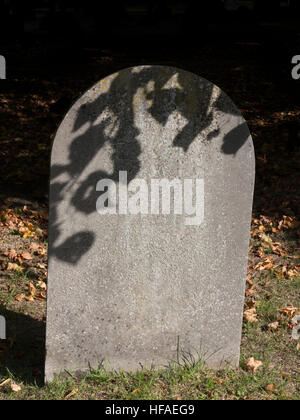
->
(287, 269, 298, 278)
(243, 308, 258, 323)
(266, 384, 278, 392)
(15, 293, 26, 302)
(247, 357, 263, 373)
(279, 306, 298, 318)
(7, 249, 17, 260)
(7, 262, 23, 272)
(0, 378, 11, 387)
(246, 299, 257, 309)
(37, 280, 47, 290)
(213, 379, 224, 384)
(281, 372, 291, 380)
(35, 291, 47, 301)
(37, 263, 46, 269)
(64, 388, 79, 400)
(38, 247, 46, 256)
(24, 282, 37, 301)
(245, 285, 256, 297)
(29, 242, 39, 251)
(268, 322, 279, 330)
(11, 382, 22, 392)
(21, 251, 32, 260)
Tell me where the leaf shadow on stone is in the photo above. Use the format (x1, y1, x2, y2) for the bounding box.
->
(49, 66, 249, 264)
(50, 231, 95, 264)
(0, 305, 45, 386)
(221, 121, 250, 155)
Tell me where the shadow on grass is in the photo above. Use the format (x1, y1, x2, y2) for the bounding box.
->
(0, 305, 45, 386)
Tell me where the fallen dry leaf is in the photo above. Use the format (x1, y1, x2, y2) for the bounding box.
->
(245, 285, 256, 296)
(21, 230, 35, 239)
(273, 247, 286, 257)
(243, 308, 258, 323)
(38, 247, 46, 256)
(279, 306, 298, 318)
(15, 293, 25, 302)
(246, 299, 257, 309)
(35, 228, 44, 237)
(259, 233, 273, 244)
(29, 243, 39, 251)
(213, 378, 224, 384)
(287, 269, 298, 278)
(247, 357, 263, 373)
(281, 371, 291, 379)
(37, 263, 46, 269)
(7, 249, 17, 261)
(11, 382, 22, 392)
(37, 281, 47, 290)
(24, 282, 37, 301)
(21, 251, 32, 260)
(64, 388, 78, 400)
(7, 262, 23, 272)
(266, 384, 278, 392)
(254, 262, 264, 271)
(268, 321, 279, 330)
(0, 378, 11, 387)
(29, 282, 36, 295)
(35, 291, 47, 301)
(264, 263, 275, 270)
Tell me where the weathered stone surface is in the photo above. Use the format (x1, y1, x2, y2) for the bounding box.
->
(45, 66, 255, 382)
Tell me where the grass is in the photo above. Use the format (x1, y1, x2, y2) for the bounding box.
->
(0, 353, 298, 400)
(0, 268, 298, 400)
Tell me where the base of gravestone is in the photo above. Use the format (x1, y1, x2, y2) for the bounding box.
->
(45, 350, 240, 384)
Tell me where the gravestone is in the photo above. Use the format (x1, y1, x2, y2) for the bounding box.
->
(45, 66, 255, 382)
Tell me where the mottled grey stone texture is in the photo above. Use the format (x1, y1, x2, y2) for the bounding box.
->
(45, 66, 255, 382)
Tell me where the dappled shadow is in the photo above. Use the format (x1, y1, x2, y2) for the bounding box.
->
(222, 122, 250, 155)
(49, 66, 250, 264)
(0, 305, 45, 386)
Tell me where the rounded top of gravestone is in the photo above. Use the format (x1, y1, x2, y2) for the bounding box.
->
(51, 65, 254, 166)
